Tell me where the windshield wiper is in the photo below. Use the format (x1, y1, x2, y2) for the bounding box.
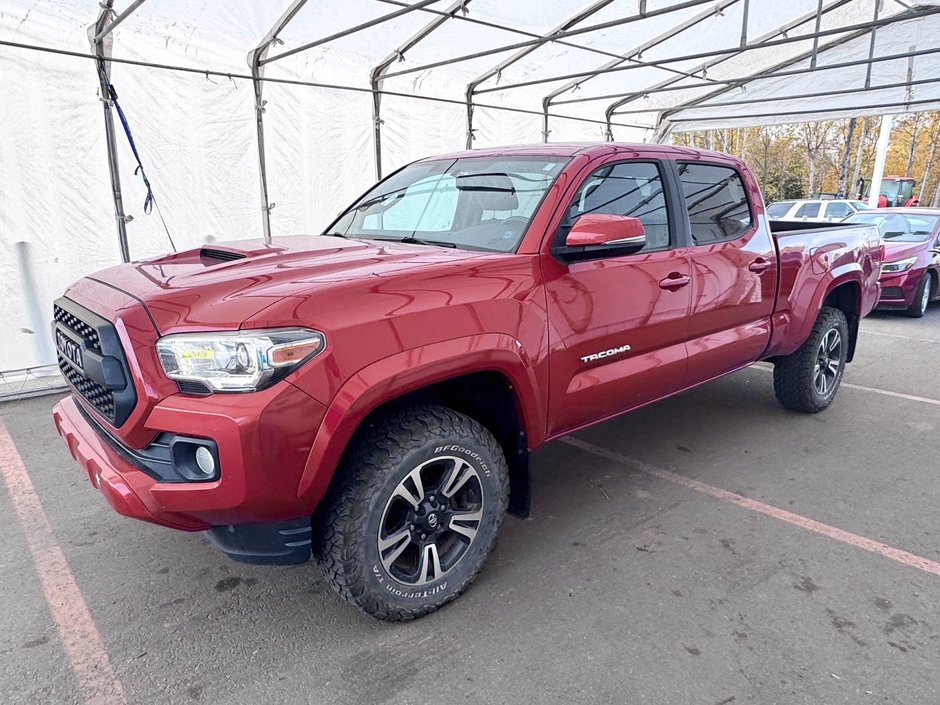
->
(373, 236, 457, 249)
(325, 232, 348, 238)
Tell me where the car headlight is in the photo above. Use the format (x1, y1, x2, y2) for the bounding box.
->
(156, 328, 325, 392)
(880, 257, 917, 274)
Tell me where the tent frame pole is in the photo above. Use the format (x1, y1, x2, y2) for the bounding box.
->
(543, 0, 740, 113)
(567, 0, 852, 109)
(383, 0, 717, 82)
(90, 0, 146, 264)
(463, 0, 617, 148)
(648, 4, 919, 132)
(472, 4, 940, 95)
(371, 0, 469, 180)
(248, 0, 309, 245)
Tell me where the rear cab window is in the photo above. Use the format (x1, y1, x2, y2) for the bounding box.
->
(676, 163, 752, 245)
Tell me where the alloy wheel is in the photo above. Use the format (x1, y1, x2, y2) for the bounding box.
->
(813, 328, 842, 397)
(377, 456, 484, 586)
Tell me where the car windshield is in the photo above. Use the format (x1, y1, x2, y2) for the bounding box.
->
(843, 212, 940, 242)
(327, 156, 569, 253)
(766, 201, 794, 218)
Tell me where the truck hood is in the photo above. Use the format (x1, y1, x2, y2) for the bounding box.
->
(881, 240, 927, 262)
(77, 235, 492, 333)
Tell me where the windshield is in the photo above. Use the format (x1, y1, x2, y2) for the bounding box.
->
(843, 212, 940, 242)
(864, 179, 915, 206)
(327, 156, 569, 252)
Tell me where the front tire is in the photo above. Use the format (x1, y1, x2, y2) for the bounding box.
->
(314, 404, 509, 621)
(773, 306, 849, 413)
(904, 274, 933, 318)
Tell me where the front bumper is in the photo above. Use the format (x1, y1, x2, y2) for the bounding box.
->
(53, 380, 326, 531)
(877, 269, 920, 308)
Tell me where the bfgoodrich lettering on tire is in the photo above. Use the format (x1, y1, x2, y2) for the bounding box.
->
(313, 404, 509, 621)
(772, 305, 849, 413)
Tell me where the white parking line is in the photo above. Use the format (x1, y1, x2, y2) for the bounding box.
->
(751, 364, 940, 406)
(562, 437, 940, 578)
(862, 329, 940, 345)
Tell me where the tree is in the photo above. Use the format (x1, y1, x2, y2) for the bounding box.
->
(836, 118, 857, 197)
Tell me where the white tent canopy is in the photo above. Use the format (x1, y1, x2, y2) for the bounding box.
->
(2, 0, 940, 376)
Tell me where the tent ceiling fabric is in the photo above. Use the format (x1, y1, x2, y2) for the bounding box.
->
(2, 0, 940, 374)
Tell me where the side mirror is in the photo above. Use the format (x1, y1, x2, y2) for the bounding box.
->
(559, 214, 646, 260)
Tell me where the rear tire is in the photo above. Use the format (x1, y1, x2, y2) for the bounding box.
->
(773, 306, 849, 413)
(314, 404, 509, 621)
(903, 274, 933, 318)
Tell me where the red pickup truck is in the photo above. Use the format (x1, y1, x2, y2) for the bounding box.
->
(52, 144, 881, 620)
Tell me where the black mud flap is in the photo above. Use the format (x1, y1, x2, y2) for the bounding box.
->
(206, 517, 312, 565)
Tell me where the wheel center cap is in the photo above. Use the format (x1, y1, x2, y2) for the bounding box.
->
(426, 512, 439, 529)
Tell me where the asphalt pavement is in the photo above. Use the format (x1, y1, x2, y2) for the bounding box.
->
(2, 306, 939, 704)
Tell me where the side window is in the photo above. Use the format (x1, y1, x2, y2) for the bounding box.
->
(795, 202, 821, 218)
(677, 163, 752, 245)
(565, 161, 671, 251)
(824, 202, 852, 219)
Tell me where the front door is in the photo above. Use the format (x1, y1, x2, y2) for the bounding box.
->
(544, 158, 692, 436)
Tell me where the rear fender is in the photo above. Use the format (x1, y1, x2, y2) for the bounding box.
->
(294, 334, 545, 509)
(765, 261, 863, 359)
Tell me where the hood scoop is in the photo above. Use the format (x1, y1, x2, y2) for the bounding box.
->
(199, 247, 249, 263)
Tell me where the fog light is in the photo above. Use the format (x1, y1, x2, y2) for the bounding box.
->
(195, 446, 216, 476)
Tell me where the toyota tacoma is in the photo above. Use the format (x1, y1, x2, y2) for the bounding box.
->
(52, 144, 882, 620)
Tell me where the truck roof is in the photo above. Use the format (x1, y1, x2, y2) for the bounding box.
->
(415, 142, 741, 164)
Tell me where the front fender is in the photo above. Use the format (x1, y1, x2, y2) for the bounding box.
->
(294, 333, 545, 508)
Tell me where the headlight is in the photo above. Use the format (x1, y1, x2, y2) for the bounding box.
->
(156, 328, 325, 392)
(880, 257, 917, 274)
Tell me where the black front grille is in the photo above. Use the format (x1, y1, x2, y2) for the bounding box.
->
(53, 298, 137, 427)
(54, 305, 101, 351)
(59, 354, 116, 418)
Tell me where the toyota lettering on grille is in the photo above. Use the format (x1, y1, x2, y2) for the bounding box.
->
(56, 329, 84, 371)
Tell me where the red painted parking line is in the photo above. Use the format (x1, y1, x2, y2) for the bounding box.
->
(563, 436, 940, 578)
(0, 422, 126, 705)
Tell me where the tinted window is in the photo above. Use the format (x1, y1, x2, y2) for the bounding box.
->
(824, 202, 852, 219)
(795, 202, 821, 218)
(766, 201, 795, 218)
(677, 163, 752, 245)
(566, 162, 670, 251)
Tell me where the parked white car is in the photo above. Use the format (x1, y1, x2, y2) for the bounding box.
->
(766, 199, 869, 222)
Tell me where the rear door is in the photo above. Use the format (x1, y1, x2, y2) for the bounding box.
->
(672, 161, 777, 385)
(543, 156, 691, 435)
(795, 201, 823, 222)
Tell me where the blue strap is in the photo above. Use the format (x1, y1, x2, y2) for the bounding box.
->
(101, 70, 154, 215)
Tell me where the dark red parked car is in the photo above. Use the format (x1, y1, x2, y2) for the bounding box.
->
(843, 208, 940, 317)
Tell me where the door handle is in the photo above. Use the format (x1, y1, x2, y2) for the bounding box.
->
(748, 258, 772, 273)
(659, 273, 691, 290)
